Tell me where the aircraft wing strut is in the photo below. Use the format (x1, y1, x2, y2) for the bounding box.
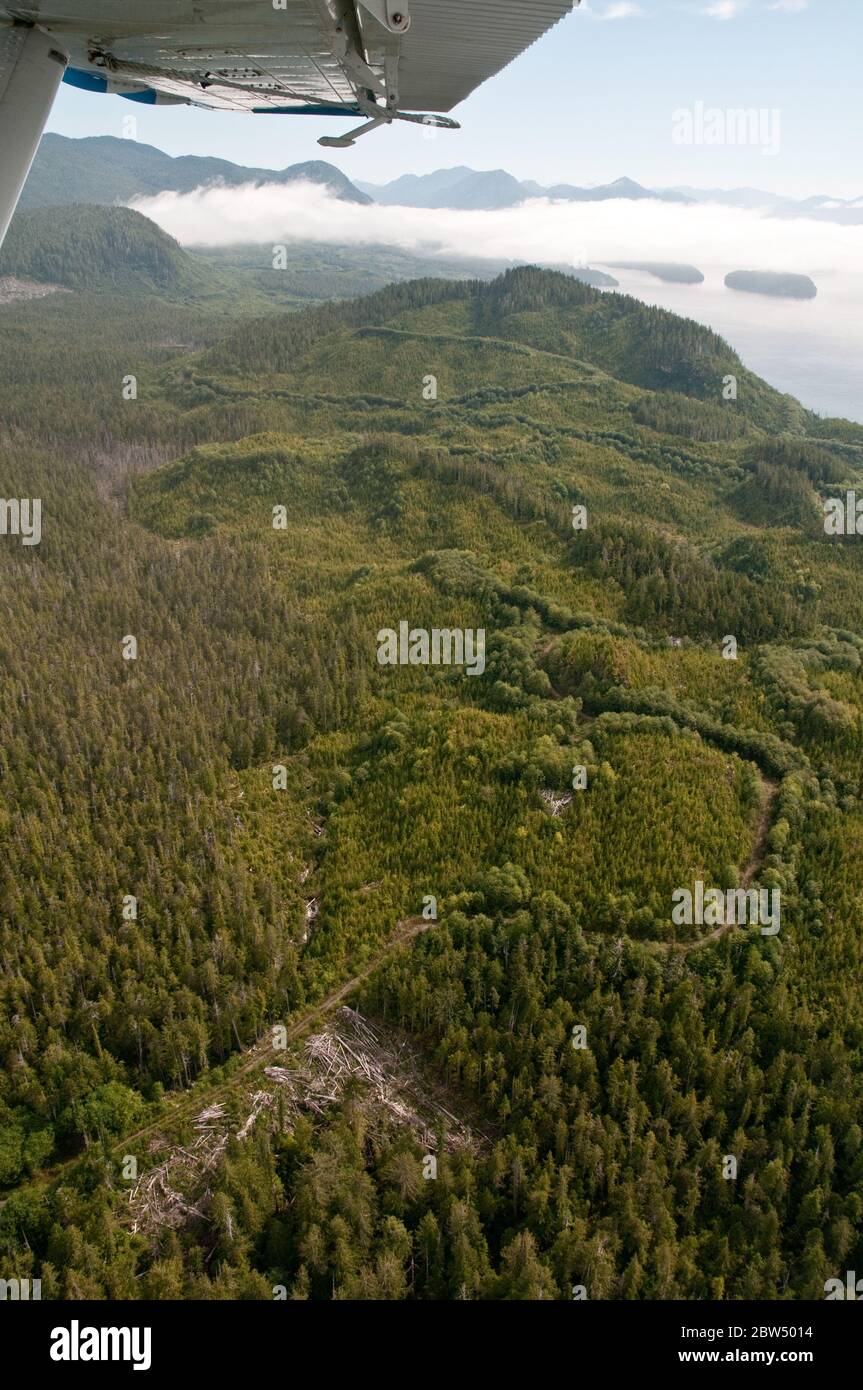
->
(0, 1, 577, 246)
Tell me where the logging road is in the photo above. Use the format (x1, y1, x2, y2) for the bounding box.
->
(0, 916, 430, 1206)
(536, 635, 781, 957)
(111, 762, 777, 1158)
(665, 776, 779, 954)
(109, 915, 431, 1158)
(5, 767, 778, 1204)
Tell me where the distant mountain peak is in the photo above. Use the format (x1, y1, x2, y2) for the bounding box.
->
(360, 167, 693, 209)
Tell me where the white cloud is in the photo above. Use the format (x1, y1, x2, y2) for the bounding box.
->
(588, 2, 644, 18)
(769, 0, 808, 12)
(701, 1, 747, 17)
(129, 179, 862, 283)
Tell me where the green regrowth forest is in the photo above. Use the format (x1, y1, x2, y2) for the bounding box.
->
(1, 230, 862, 1300)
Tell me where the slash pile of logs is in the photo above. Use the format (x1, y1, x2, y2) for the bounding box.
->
(125, 1007, 482, 1238)
(265, 1007, 479, 1152)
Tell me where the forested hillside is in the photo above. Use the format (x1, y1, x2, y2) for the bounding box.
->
(19, 134, 371, 209)
(0, 264, 861, 1301)
(0, 204, 513, 318)
(0, 205, 208, 294)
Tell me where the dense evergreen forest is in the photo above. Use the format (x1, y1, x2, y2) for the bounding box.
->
(1, 238, 862, 1301)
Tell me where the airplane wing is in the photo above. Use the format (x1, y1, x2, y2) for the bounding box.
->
(0, 1, 577, 244)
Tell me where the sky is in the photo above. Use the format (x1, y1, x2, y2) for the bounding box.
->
(45, 0, 861, 200)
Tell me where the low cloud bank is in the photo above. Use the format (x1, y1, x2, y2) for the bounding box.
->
(130, 180, 859, 279)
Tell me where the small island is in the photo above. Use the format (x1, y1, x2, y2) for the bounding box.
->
(724, 270, 817, 300)
(545, 262, 619, 288)
(570, 267, 619, 288)
(608, 261, 705, 284)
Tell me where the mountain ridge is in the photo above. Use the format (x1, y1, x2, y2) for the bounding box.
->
(359, 168, 692, 209)
(361, 166, 863, 221)
(22, 138, 862, 224)
(0, 203, 206, 293)
(21, 134, 372, 210)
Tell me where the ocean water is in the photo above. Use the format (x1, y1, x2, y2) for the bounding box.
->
(602, 267, 863, 425)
